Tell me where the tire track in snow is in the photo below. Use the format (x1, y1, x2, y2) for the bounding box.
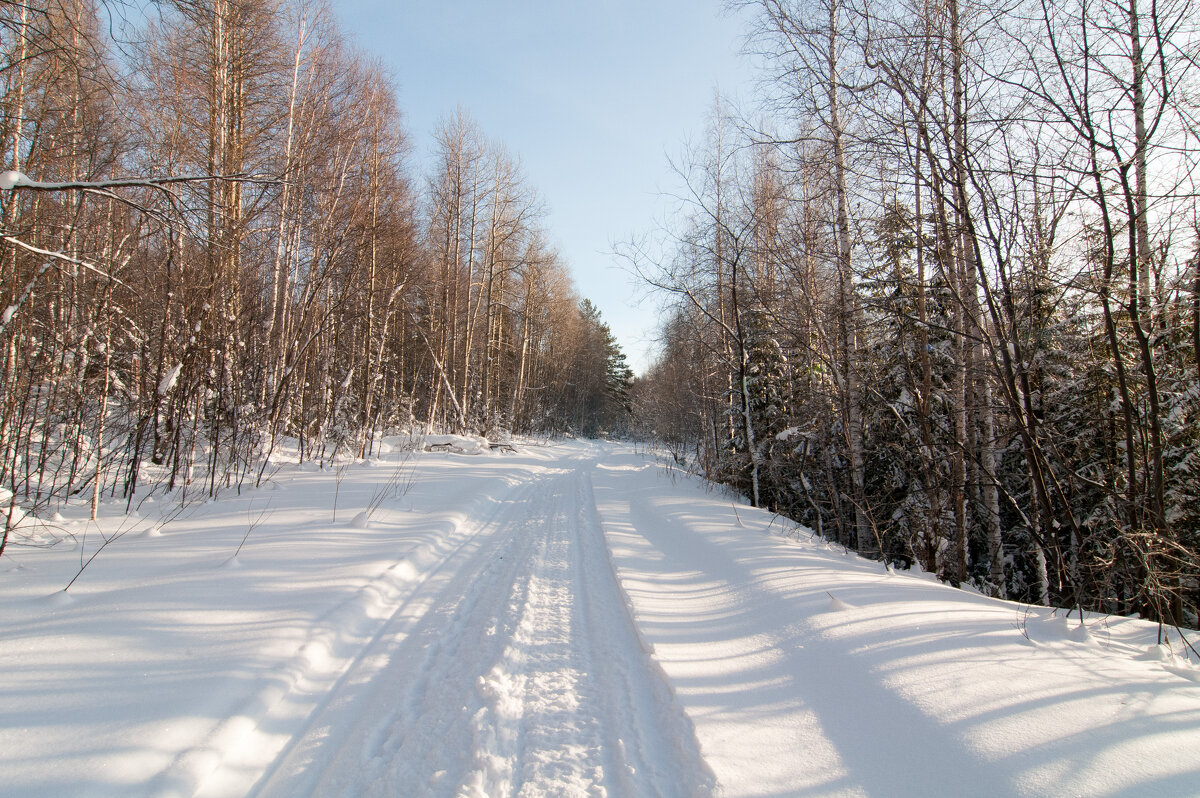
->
(159, 468, 540, 798)
(253, 471, 556, 798)
(355, 483, 551, 796)
(226, 467, 559, 798)
(459, 456, 714, 797)
(464, 471, 605, 797)
(252, 450, 715, 798)
(570, 464, 717, 798)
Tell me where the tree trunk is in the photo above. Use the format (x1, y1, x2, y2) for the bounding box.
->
(826, 0, 870, 552)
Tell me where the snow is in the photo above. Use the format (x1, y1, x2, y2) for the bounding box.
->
(775, 426, 802, 441)
(424, 433, 493, 455)
(1, 440, 1198, 798)
(0, 170, 71, 191)
(0, 170, 23, 190)
(157, 363, 183, 397)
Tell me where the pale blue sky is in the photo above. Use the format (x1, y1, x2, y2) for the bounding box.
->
(333, 1, 756, 374)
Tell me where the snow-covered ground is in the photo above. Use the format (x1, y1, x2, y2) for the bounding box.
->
(2, 440, 1198, 797)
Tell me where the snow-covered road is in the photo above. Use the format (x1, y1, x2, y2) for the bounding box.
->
(2, 440, 1199, 797)
(252, 450, 712, 798)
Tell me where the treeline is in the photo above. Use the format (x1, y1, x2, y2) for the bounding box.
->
(631, 0, 1199, 624)
(0, 0, 630, 542)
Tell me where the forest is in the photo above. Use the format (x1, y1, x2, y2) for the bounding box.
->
(0, 0, 633, 550)
(631, 0, 1200, 626)
(3, 0, 1199, 628)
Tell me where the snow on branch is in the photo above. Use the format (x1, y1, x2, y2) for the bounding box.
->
(0, 169, 276, 193)
(1, 170, 281, 239)
(1, 236, 135, 293)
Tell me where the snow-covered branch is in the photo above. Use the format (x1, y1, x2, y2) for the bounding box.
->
(0, 236, 136, 293)
(0, 169, 276, 193)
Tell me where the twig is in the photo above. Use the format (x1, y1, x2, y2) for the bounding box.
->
(1175, 625, 1200, 662)
(65, 517, 133, 592)
(233, 497, 273, 559)
(63, 502, 185, 592)
(361, 451, 417, 523)
(332, 463, 348, 523)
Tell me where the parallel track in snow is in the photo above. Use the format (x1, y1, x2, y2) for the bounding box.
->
(249, 448, 711, 798)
